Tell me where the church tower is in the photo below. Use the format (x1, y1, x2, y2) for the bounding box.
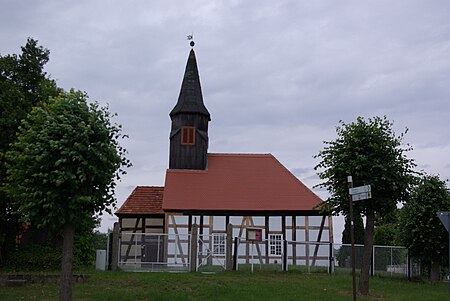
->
(169, 47, 210, 170)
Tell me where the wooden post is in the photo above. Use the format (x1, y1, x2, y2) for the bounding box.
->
(328, 215, 334, 244)
(226, 223, 233, 271)
(282, 217, 287, 268)
(305, 216, 310, 269)
(188, 215, 192, 233)
(233, 237, 239, 271)
(244, 217, 250, 264)
(208, 216, 214, 265)
(348, 176, 357, 301)
(163, 214, 169, 263)
(190, 224, 198, 272)
(328, 242, 333, 274)
(111, 222, 120, 271)
(265, 216, 269, 264)
(199, 215, 204, 264)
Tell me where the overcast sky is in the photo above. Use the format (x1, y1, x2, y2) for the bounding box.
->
(2, 1, 449, 241)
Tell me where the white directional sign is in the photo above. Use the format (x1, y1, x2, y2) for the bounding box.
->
(352, 192, 372, 202)
(350, 185, 372, 202)
(349, 185, 371, 195)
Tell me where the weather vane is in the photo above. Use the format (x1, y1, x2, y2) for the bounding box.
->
(187, 32, 195, 47)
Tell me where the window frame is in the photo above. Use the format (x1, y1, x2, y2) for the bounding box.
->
(181, 126, 196, 145)
(212, 233, 226, 256)
(269, 234, 282, 256)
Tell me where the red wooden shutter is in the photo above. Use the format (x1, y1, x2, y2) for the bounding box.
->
(181, 127, 195, 145)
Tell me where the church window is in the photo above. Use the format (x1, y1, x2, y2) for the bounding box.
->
(269, 234, 282, 256)
(213, 234, 226, 255)
(181, 127, 196, 145)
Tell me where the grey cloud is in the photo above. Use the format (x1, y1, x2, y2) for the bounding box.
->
(2, 1, 450, 232)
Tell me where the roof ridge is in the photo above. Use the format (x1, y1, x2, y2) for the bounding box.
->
(166, 169, 208, 174)
(208, 153, 272, 157)
(135, 185, 164, 189)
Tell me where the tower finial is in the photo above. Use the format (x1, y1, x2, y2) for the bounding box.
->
(187, 32, 195, 47)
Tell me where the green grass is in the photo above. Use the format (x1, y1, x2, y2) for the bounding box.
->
(0, 269, 448, 301)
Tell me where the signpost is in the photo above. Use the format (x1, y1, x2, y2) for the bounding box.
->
(437, 212, 450, 295)
(348, 179, 372, 301)
(348, 176, 357, 301)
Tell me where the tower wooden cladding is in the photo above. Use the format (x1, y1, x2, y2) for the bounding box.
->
(169, 49, 210, 170)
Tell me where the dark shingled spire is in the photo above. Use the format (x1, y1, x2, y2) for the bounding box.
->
(170, 49, 210, 120)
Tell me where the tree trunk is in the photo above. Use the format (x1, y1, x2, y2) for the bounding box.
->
(60, 223, 75, 301)
(359, 207, 375, 295)
(430, 260, 440, 283)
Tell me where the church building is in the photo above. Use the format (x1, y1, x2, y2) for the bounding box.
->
(115, 46, 333, 269)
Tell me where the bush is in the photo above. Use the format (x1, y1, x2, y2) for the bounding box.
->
(1, 235, 95, 271)
(2, 245, 62, 271)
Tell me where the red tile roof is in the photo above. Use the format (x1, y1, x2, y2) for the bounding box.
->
(116, 186, 164, 216)
(162, 153, 322, 212)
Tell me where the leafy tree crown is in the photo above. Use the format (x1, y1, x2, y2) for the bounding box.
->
(314, 116, 415, 217)
(398, 175, 450, 266)
(5, 90, 131, 232)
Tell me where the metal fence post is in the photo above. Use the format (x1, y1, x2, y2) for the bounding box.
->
(329, 242, 333, 274)
(407, 249, 411, 280)
(390, 247, 393, 277)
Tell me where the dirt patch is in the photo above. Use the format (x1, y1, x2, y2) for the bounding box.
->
(338, 290, 386, 300)
(0, 274, 89, 285)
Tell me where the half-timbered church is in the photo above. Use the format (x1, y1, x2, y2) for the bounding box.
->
(115, 45, 333, 270)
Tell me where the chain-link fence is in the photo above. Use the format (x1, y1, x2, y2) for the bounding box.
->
(334, 244, 420, 279)
(115, 232, 419, 278)
(118, 233, 191, 272)
(233, 239, 332, 273)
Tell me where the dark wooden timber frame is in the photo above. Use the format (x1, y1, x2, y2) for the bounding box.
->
(162, 210, 333, 265)
(118, 214, 165, 262)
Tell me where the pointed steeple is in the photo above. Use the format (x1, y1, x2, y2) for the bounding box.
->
(170, 49, 210, 120)
(168, 48, 211, 170)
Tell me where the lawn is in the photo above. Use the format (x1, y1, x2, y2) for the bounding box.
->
(0, 269, 448, 301)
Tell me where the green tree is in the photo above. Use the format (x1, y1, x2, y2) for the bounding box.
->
(374, 223, 398, 246)
(336, 214, 365, 269)
(92, 230, 109, 250)
(5, 90, 130, 300)
(398, 175, 450, 282)
(314, 116, 415, 295)
(342, 214, 365, 245)
(0, 38, 60, 262)
(373, 208, 401, 246)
